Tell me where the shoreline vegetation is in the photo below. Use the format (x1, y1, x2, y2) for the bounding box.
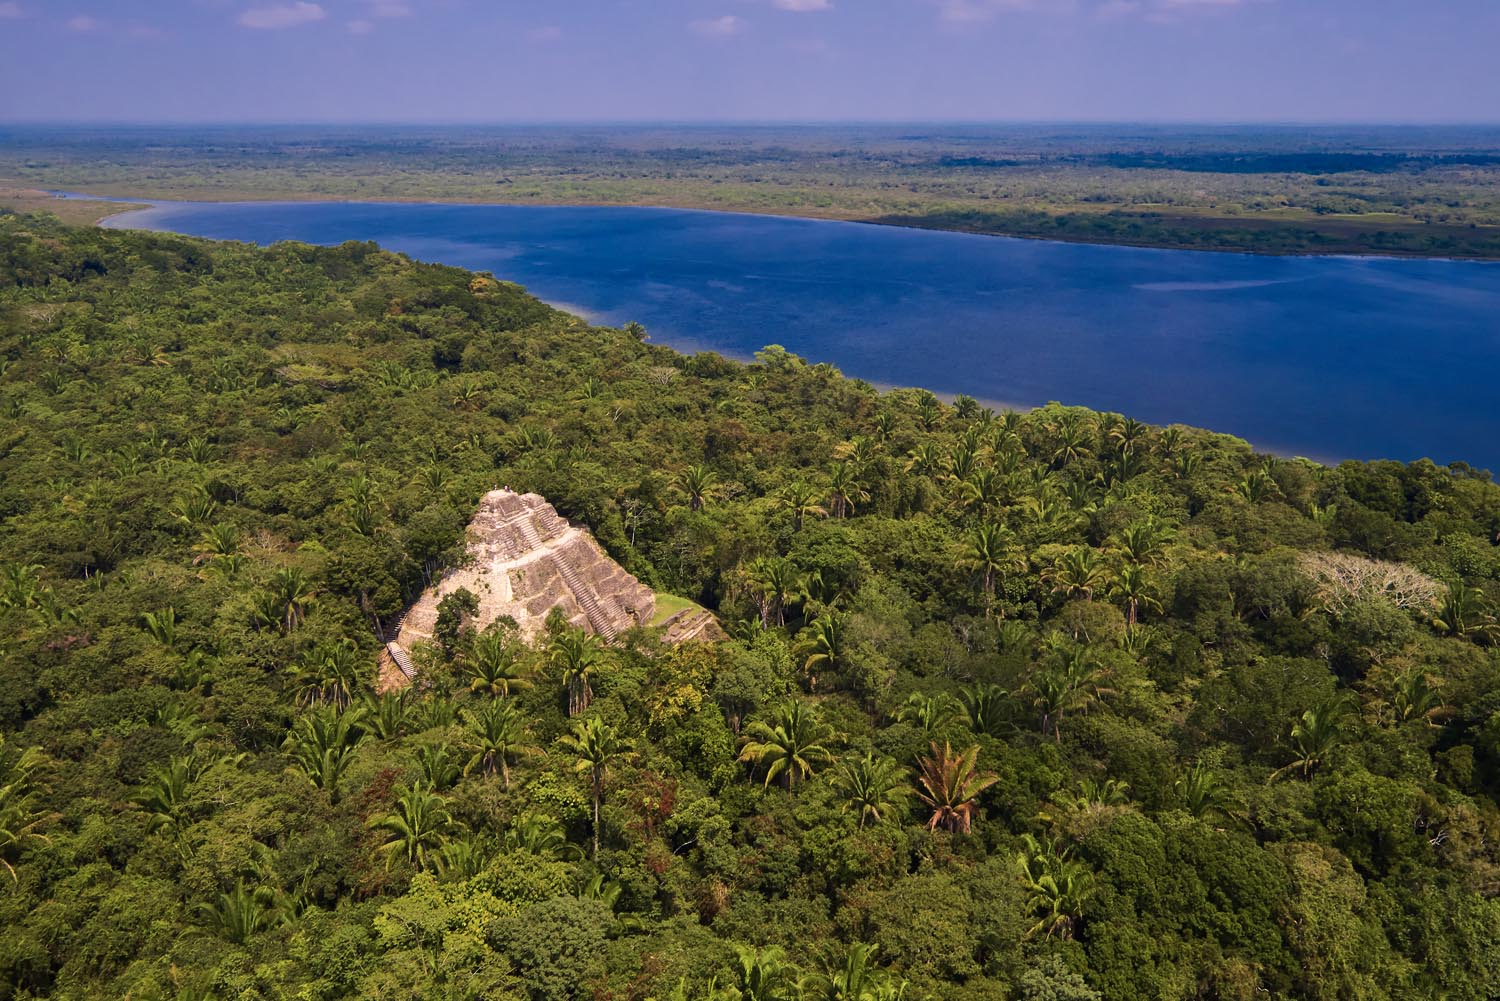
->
(5, 212, 1500, 998)
(4, 122, 1500, 258)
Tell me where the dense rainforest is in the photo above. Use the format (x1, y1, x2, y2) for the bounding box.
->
(2, 212, 1500, 1001)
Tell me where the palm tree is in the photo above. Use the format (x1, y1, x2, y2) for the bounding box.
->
(738, 701, 836, 789)
(0, 738, 52, 882)
(467, 627, 533, 697)
(140, 607, 178, 647)
(1175, 762, 1239, 823)
(958, 683, 1010, 737)
(369, 784, 452, 871)
(732, 945, 800, 1001)
(960, 522, 1015, 614)
(1017, 833, 1092, 940)
(913, 741, 998, 833)
(1045, 547, 1109, 601)
(776, 481, 827, 531)
(904, 443, 942, 478)
(1108, 563, 1162, 627)
(549, 628, 602, 716)
(676, 464, 718, 512)
(1389, 668, 1446, 725)
(265, 566, 316, 633)
(802, 943, 909, 1001)
(196, 522, 240, 562)
(827, 462, 869, 519)
(291, 639, 363, 709)
(1432, 581, 1498, 642)
(830, 753, 907, 829)
(134, 754, 208, 836)
(559, 716, 631, 857)
(1270, 698, 1350, 781)
(1112, 519, 1174, 568)
(198, 882, 280, 945)
(959, 469, 1005, 513)
(745, 556, 803, 628)
(459, 700, 536, 789)
(896, 692, 961, 739)
(795, 615, 846, 693)
(359, 690, 408, 741)
(1023, 640, 1113, 742)
(414, 743, 462, 792)
(284, 707, 367, 803)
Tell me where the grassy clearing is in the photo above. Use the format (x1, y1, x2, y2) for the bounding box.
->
(650, 592, 702, 626)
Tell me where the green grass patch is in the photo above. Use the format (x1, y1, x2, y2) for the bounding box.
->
(650, 592, 702, 626)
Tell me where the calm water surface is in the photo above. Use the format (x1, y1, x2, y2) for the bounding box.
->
(104, 200, 1500, 471)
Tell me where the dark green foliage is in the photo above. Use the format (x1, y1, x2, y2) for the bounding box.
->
(2, 213, 1499, 1000)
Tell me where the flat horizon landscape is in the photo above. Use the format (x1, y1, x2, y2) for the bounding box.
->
(6, 3, 1500, 999)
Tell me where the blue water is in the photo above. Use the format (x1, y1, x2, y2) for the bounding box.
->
(103, 199, 1500, 471)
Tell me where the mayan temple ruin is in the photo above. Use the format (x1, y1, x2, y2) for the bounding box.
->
(380, 489, 718, 688)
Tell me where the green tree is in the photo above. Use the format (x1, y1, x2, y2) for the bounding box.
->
(738, 700, 836, 789)
(913, 741, 998, 833)
(559, 715, 631, 857)
(459, 699, 536, 789)
(370, 784, 453, 871)
(830, 753, 907, 829)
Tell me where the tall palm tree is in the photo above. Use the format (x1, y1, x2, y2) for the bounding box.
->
(198, 882, 280, 945)
(827, 462, 869, 520)
(802, 943, 908, 1001)
(959, 468, 1005, 513)
(738, 701, 836, 789)
(1108, 563, 1162, 627)
(1389, 668, 1446, 725)
(549, 628, 602, 716)
(559, 716, 631, 857)
(960, 522, 1015, 614)
(1023, 639, 1113, 742)
(1270, 698, 1350, 781)
(746, 556, 803, 628)
(467, 627, 533, 698)
(1017, 833, 1092, 940)
(830, 753, 907, 829)
(776, 481, 827, 532)
(1045, 547, 1108, 602)
(414, 743, 462, 792)
(266, 566, 316, 633)
(1112, 519, 1175, 568)
(913, 741, 998, 834)
(904, 443, 942, 478)
(676, 464, 718, 512)
(459, 700, 536, 789)
(795, 615, 846, 693)
(369, 784, 452, 871)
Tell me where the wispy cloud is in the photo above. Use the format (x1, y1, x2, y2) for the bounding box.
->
(933, 0, 1071, 24)
(346, 18, 373, 33)
(238, 2, 325, 29)
(773, 0, 832, 11)
(690, 14, 745, 37)
(0, 3, 23, 19)
(366, 0, 410, 17)
(66, 14, 100, 31)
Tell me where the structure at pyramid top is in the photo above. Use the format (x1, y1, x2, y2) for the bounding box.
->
(380, 489, 673, 689)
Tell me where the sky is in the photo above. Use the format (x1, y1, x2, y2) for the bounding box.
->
(1, 0, 1497, 123)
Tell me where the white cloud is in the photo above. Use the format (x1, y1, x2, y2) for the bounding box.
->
(367, 0, 410, 17)
(933, 0, 1071, 24)
(773, 0, 831, 10)
(690, 14, 745, 36)
(66, 14, 100, 30)
(0, 3, 23, 18)
(346, 17, 373, 33)
(526, 25, 562, 42)
(238, 2, 325, 29)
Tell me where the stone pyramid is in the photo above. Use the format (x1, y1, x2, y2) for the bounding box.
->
(380, 489, 658, 687)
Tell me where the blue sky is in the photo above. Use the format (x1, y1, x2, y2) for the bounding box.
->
(1, 0, 1496, 123)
